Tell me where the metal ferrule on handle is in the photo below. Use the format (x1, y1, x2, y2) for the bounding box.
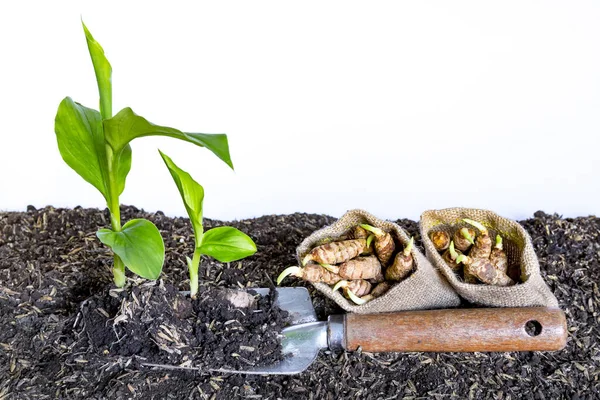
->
(327, 314, 345, 350)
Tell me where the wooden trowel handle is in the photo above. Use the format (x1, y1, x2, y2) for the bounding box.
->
(344, 307, 567, 352)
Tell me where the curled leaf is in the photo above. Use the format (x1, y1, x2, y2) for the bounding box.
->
(159, 150, 205, 240)
(82, 20, 112, 119)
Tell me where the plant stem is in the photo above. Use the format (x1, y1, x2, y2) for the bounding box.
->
(189, 248, 202, 299)
(109, 201, 125, 287)
(106, 145, 125, 287)
(112, 255, 126, 287)
(109, 201, 121, 231)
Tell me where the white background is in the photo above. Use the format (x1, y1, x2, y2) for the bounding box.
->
(1, 1, 599, 221)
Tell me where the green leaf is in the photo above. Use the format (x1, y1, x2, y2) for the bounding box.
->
(198, 226, 257, 263)
(113, 144, 132, 198)
(158, 150, 204, 240)
(54, 97, 109, 200)
(104, 107, 233, 169)
(82, 21, 112, 119)
(97, 219, 165, 280)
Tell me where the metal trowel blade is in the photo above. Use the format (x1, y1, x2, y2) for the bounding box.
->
(143, 287, 324, 375)
(213, 287, 325, 375)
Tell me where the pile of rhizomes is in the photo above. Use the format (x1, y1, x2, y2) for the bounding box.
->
(430, 218, 520, 286)
(278, 224, 415, 304)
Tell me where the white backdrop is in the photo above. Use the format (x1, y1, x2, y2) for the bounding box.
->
(1, 1, 599, 221)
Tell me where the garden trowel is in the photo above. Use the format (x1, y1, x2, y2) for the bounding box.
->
(145, 287, 567, 375)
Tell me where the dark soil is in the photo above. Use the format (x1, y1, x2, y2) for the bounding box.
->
(70, 282, 288, 370)
(1, 206, 599, 399)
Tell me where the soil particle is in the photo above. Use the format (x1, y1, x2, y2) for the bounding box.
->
(1, 206, 599, 399)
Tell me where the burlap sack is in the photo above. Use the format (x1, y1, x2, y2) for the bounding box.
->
(296, 210, 460, 314)
(420, 208, 558, 308)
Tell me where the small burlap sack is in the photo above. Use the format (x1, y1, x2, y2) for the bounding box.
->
(296, 209, 460, 314)
(420, 208, 558, 308)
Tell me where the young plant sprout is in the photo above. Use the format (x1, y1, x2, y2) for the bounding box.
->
(301, 239, 370, 266)
(348, 226, 375, 255)
(453, 227, 475, 252)
(456, 254, 514, 286)
(319, 255, 382, 280)
(442, 241, 463, 271)
(386, 237, 414, 281)
(430, 231, 450, 251)
(280, 223, 415, 306)
(159, 152, 256, 299)
(362, 236, 375, 255)
(359, 224, 396, 265)
(55, 22, 233, 287)
(350, 225, 370, 239)
(463, 219, 492, 259)
(332, 279, 372, 304)
(277, 264, 342, 285)
(356, 281, 393, 304)
(489, 235, 508, 274)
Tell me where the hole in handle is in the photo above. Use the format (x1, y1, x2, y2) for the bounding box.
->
(525, 320, 542, 337)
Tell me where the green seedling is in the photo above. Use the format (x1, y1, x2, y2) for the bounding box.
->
(463, 218, 489, 236)
(54, 21, 233, 287)
(463, 218, 493, 259)
(460, 228, 475, 244)
(455, 254, 468, 265)
(359, 224, 395, 265)
(442, 241, 463, 271)
(277, 266, 302, 285)
(495, 234, 502, 249)
(332, 280, 371, 305)
(159, 152, 256, 299)
(277, 264, 342, 285)
(449, 241, 458, 259)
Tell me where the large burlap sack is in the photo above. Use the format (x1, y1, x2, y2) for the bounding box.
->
(296, 209, 460, 314)
(420, 208, 558, 308)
